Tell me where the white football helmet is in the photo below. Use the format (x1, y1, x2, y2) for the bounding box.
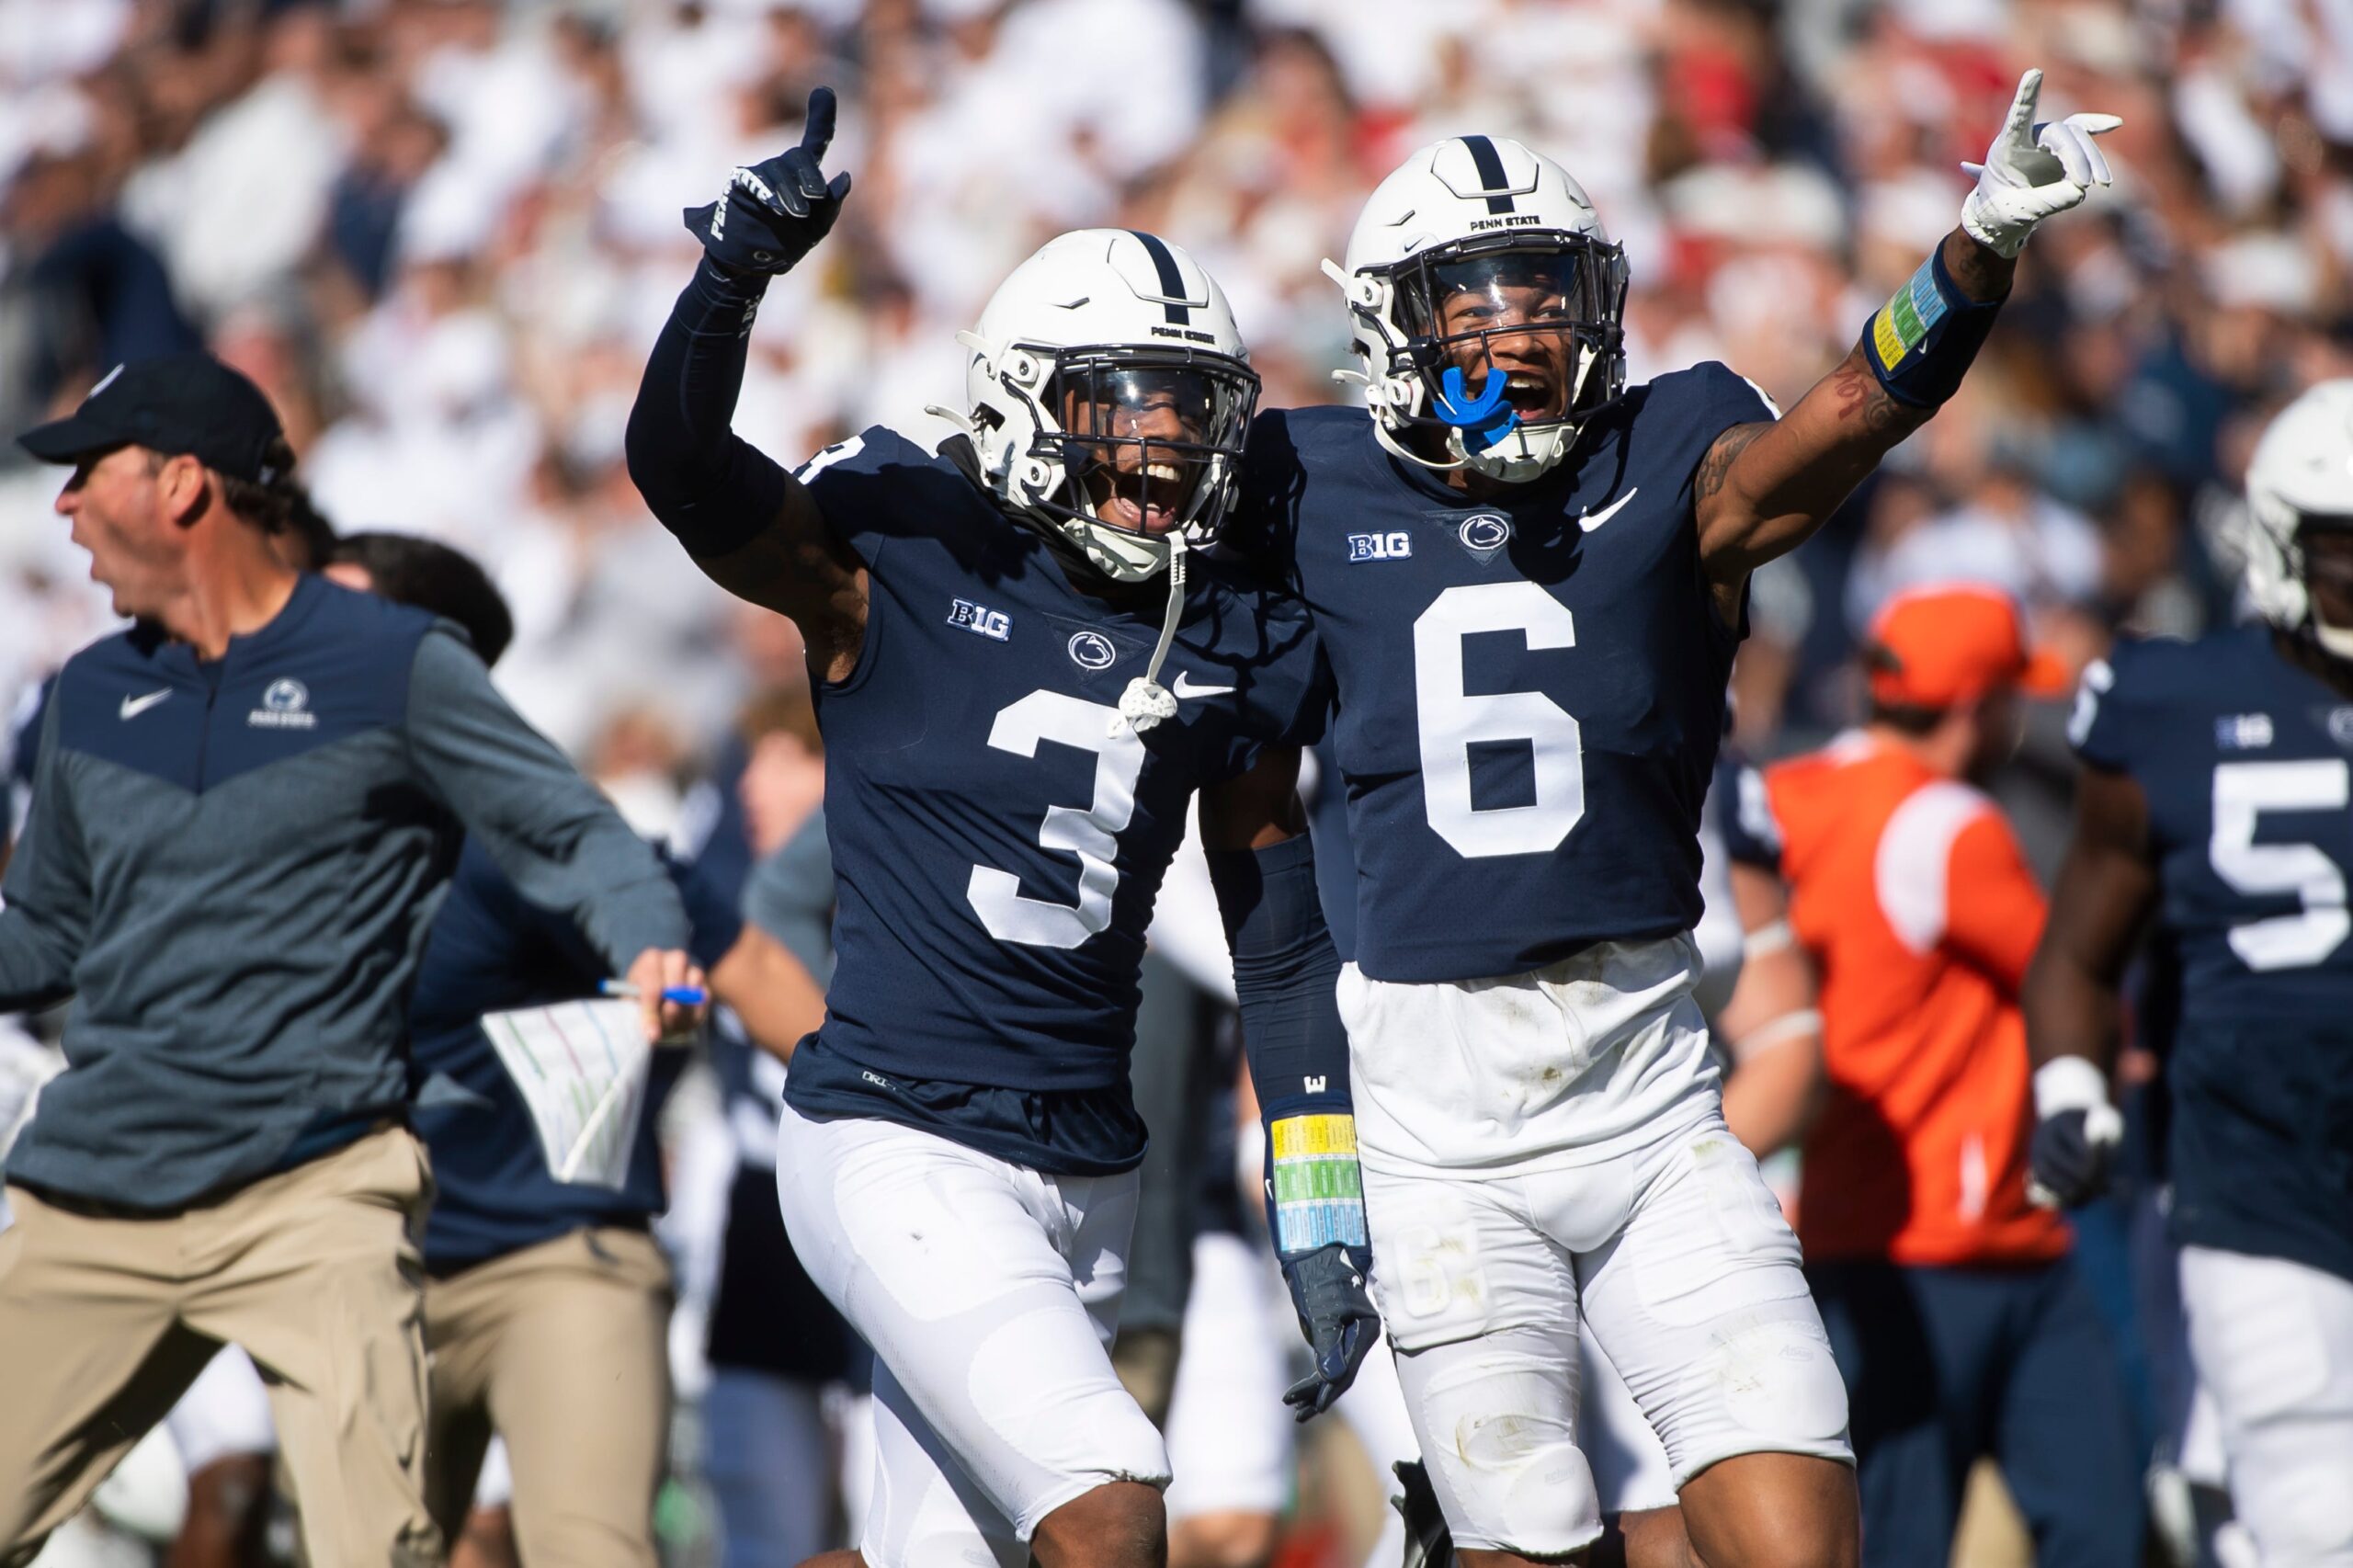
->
(1325, 135, 1629, 484)
(2245, 380, 2353, 658)
(949, 229, 1259, 585)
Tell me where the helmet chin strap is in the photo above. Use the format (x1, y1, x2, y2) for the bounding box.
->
(1041, 494, 1187, 737)
(1112, 529, 1186, 737)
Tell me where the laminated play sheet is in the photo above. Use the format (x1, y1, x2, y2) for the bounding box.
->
(481, 998, 650, 1190)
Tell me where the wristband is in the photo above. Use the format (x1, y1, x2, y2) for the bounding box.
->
(1742, 917, 1797, 960)
(2032, 1055, 2112, 1119)
(1861, 246, 2002, 409)
(1269, 1112, 1368, 1255)
(1733, 1007, 1821, 1060)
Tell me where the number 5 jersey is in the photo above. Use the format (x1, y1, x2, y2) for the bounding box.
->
(783, 426, 1328, 1175)
(2070, 625, 2353, 1284)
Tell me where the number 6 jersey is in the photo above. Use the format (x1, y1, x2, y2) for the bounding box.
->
(1235, 364, 1775, 984)
(2071, 625, 2353, 1283)
(783, 426, 1327, 1171)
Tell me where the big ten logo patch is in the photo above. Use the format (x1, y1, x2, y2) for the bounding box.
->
(1347, 531, 1414, 562)
(947, 598, 1012, 642)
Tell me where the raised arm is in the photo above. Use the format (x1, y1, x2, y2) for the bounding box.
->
(1199, 746, 1377, 1422)
(624, 86, 868, 684)
(1696, 70, 2120, 593)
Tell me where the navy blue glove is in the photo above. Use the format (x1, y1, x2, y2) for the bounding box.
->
(684, 86, 852, 277)
(2026, 1057, 2124, 1210)
(2028, 1108, 2120, 1209)
(1279, 1242, 1379, 1421)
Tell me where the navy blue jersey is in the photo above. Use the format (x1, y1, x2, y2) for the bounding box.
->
(781, 428, 1326, 1166)
(1236, 365, 1772, 983)
(410, 836, 741, 1272)
(2072, 625, 2353, 1280)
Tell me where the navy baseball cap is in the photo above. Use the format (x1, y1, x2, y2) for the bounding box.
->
(17, 354, 285, 483)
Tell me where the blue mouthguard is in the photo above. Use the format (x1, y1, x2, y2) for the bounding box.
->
(1431, 367, 1519, 452)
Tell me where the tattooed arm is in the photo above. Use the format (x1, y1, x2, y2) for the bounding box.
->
(1693, 229, 2016, 608)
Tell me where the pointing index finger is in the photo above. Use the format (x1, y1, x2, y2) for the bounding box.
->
(800, 85, 837, 159)
(2005, 68, 2043, 141)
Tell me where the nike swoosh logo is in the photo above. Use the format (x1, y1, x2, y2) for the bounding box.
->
(1577, 487, 1641, 531)
(1171, 672, 1234, 699)
(119, 688, 172, 721)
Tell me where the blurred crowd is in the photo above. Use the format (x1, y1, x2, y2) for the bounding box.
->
(3, 0, 2353, 1562)
(4, 0, 2350, 790)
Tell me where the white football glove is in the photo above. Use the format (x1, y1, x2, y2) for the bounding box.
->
(1960, 68, 2122, 257)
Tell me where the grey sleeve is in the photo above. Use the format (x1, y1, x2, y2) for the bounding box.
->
(404, 627, 688, 971)
(743, 812, 834, 985)
(0, 699, 88, 1010)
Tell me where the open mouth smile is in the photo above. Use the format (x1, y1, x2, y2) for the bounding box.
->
(1100, 460, 1188, 532)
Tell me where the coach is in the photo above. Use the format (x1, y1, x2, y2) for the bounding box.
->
(0, 354, 698, 1568)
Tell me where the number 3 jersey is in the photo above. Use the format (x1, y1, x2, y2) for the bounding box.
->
(2071, 626, 2353, 1281)
(783, 426, 1327, 1172)
(1235, 364, 1774, 985)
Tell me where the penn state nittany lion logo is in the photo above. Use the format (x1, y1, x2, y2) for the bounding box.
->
(1066, 631, 1118, 671)
(1457, 512, 1512, 561)
(249, 677, 316, 731)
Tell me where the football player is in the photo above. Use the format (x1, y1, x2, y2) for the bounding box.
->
(1233, 71, 2120, 1567)
(625, 93, 1370, 1568)
(2025, 380, 2353, 1568)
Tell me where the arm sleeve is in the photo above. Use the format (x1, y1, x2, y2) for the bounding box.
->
(404, 628, 688, 972)
(624, 259, 794, 561)
(1209, 831, 1365, 1257)
(741, 814, 835, 985)
(1944, 811, 2049, 994)
(1207, 833, 1349, 1116)
(0, 696, 87, 1010)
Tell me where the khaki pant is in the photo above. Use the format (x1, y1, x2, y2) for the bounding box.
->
(422, 1225, 674, 1568)
(0, 1126, 438, 1568)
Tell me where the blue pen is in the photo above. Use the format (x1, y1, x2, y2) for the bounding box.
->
(599, 980, 710, 1007)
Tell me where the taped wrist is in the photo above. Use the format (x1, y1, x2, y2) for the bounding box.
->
(2033, 1054, 2113, 1119)
(1733, 1006, 1821, 1060)
(624, 259, 790, 560)
(1268, 1112, 1367, 1256)
(1860, 245, 2003, 410)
